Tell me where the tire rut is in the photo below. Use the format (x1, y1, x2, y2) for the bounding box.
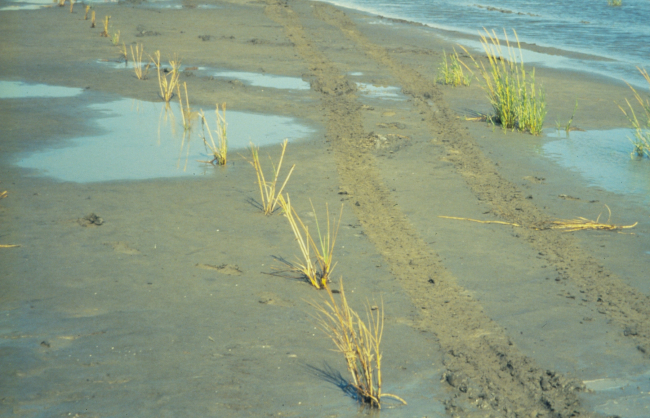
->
(265, 1, 593, 416)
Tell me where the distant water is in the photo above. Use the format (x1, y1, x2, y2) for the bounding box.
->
(316, 0, 650, 89)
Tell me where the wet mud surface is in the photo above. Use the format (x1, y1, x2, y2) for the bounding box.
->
(1, 1, 649, 417)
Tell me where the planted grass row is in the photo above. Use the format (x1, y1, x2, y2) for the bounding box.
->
(56, 5, 402, 407)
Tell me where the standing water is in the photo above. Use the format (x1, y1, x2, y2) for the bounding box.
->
(314, 0, 650, 89)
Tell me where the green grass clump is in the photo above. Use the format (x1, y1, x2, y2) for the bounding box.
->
(607, 0, 622, 6)
(477, 28, 547, 135)
(556, 99, 578, 134)
(619, 67, 650, 158)
(436, 47, 474, 87)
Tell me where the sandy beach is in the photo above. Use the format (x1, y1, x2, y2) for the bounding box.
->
(1, 0, 649, 416)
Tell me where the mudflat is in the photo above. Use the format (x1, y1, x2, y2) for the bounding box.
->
(1, 1, 649, 417)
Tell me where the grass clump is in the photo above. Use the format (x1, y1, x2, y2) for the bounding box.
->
(619, 67, 650, 158)
(436, 47, 474, 87)
(607, 0, 622, 6)
(277, 195, 342, 289)
(152, 51, 181, 102)
(84, 5, 90, 20)
(130, 44, 150, 80)
(199, 103, 227, 165)
(310, 279, 406, 409)
(90, 10, 96, 28)
(247, 140, 295, 215)
(477, 28, 547, 135)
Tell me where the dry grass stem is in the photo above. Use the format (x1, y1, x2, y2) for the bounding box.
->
(90, 11, 96, 28)
(310, 279, 406, 409)
(69, 0, 74, 13)
(198, 103, 227, 165)
(247, 140, 295, 215)
(152, 51, 181, 102)
(84, 5, 90, 20)
(177, 82, 198, 132)
(439, 205, 637, 232)
(277, 195, 342, 289)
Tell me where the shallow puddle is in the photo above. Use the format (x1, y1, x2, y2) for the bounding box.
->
(207, 70, 310, 90)
(6, 83, 315, 183)
(0, 80, 84, 99)
(356, 82, 404, 100)
(543, 129, 650, 204)
(583, 370, 650, 418)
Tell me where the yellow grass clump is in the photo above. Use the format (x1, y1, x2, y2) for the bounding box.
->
(130, 44, 150, 80)
(278, 195, 342, 289)
(198, 103, 227, 165)
(100, 16, 110, 38)
(84, 5, 90, 20)
(478, 28, 546, 135)
(90, 11, 96, 28)
(152, 51, 181, 102)
(247, 139, 295, 215)
(310, 279, 406, 409)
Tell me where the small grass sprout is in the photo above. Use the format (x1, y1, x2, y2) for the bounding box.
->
(119, 43, 128, 62)
(478, 28, 547, 135)
(310, 279, 406, 409)
(84, 5, 90, 20)
(111, 30, 120, 46)
(556, 99, 579, 134)
(199, 103, 227, 165)
(607, 0, 622, 6)
(69, 0, 74, 13)
(100, 16, 110, 37)
(247, 139, 295, 215)
(130, 44, 150, 80)
(436, 47, 474, 87)
(152, 51, 181, 102)
(90, 11, 96, 28)
(619, 67, 650, 158)
(277, 195, 342, 289)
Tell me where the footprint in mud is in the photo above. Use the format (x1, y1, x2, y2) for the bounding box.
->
(104, 241, 141, 255)
(195, 263, 243, 276)
(256, 291, 293, 307)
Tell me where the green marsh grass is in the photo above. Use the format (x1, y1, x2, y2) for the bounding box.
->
(247, 139, 295, 215)
(478, 28, 547, 135)
(619, 67, 650, 158)
(436, 47, 474, 87)
(277, 195, 342, 289)
(310, 279, 406, 409)
(111, 30, 120, 46)
(199, 103, 227, 165)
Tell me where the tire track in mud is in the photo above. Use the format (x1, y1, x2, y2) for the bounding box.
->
(265, 1, 590, 416)
(309, 3, 650, 360)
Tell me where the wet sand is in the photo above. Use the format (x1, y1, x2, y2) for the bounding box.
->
(1, 1, 649, 417)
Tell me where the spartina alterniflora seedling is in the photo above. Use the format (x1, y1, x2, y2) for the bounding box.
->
(198, 103, 227, 165)
(556, 99, 579, 135)
(119, 43, 128, 63)
(151, 51, 181, 102)
(84, 5, 90, 20)
(177, 82, 198, 132)
(478, 28, 547, 135)
(436, 47, 475, 87)
(111, 30, 121, 46)
(277, 194, 342, 289)
(619, 67, 650, 158)
(310, 279, 407, 409)
(100, 16, 110, 37)
(130, 44, 150, 80)
(57, 0, 65, 7)
(90, 10, 96, 28)
(69, 0, 74, 13)
(247, 139, 295, 215)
